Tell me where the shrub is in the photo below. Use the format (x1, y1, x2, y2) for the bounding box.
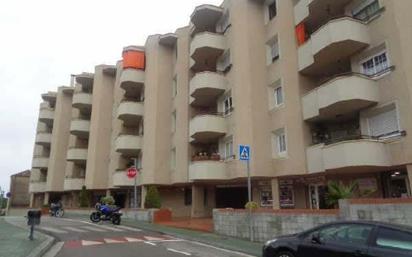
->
(245, 201, 259, 211)
(79, 186, 90, 207)
(100, 196, 115, 205)
(326, 180, 358, 208)
(145, 186, 161, 209)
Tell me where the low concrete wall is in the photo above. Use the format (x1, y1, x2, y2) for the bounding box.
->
(213, 209, 339, 242)
(339, 198, 412, 226)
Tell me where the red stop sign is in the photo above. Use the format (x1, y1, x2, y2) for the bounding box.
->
(127, 166, 138, 178)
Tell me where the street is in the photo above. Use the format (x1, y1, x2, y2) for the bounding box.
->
(34, 217, 255, 257)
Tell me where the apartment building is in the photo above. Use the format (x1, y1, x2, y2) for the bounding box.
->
(29, 0, 412, 217)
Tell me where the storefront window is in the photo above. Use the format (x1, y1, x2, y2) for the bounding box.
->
(260, 191, 273, 207)
(279, 180, 294, 208)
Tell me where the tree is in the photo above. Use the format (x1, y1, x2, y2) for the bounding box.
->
(144, 186, 161, 209)
(0, 187, 6, 209)
(79, 186, 90, 208)
(326, 181, 358, 208)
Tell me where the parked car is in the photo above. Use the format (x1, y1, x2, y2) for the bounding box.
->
(263, 221, 412, 257)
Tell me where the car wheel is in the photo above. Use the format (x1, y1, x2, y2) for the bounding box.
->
(275, 251, 295, 257)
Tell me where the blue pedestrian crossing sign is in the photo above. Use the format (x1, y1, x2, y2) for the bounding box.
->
(239, 145, 250, 161)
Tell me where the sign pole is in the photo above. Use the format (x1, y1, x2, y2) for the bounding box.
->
(133, 158, 138, 210)
(247, 157, 253, 242)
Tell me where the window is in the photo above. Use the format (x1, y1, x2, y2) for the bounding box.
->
(267, 36, 279, 65)
(217, 11, 230, 33)
(375, 227, 412, 251)
(203, 188, 208, 206)
(224, 138, 233, 159)
(311, 224, 373, 246)
(274, 86, 284, 106)
(275, 128, 287, 154)
(184, 188, 192, 206)
(223, 95, 233, 115)
(217, 50, 231, 73)
(353, 0, 380, 21)
(172, 77, 177, 98)
(171, 111, 176, 133)
(361, 52, 389, 76)
(171, 148, 176, 170)
(367, 103, 400, 138)
(268, 1, 277, 20)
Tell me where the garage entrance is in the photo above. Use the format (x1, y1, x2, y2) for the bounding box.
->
(215, 186, 248, 209)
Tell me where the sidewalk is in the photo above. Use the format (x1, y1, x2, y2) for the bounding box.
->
(0, 217, 53, 257)
(65, 213, 261, 256)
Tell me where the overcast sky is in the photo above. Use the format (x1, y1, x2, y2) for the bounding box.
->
(0, 0, 222, 192)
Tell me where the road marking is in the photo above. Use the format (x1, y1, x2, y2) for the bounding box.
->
(144, 241, 157, 246)
(144, 236, 166, 241)
(43, 242, 64, 257)
(63, 226, 88, 233)
(82, 240, 104, 246)
(82, 226, 107, 232)
(104, 238, 126, 244)
(125, 237, 144, 242)
(98, 226, 124, 232)
(167, 248, 192, 256)
(39, 226, 68, 234)
(117, 225, 142, 232)
(189, 241, 256, 257)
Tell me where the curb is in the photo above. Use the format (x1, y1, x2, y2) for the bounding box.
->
(5, 217, 57, 257)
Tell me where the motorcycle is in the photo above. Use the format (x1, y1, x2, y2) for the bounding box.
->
(50, 203, 64, 217)
(90, 203, 122, 225)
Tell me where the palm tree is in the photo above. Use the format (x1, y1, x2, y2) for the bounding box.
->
(326, 181, 358, 208)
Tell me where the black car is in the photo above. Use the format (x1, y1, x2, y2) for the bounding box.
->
(263, 221, 412, 257)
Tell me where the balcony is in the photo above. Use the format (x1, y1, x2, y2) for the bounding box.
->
(67, 148, 88, 164)
(306, 139, 390, 174)
(39, 108, 55, 125)
(41, 92, 57, 103)
(117, 101, 144, 126)
(70, 119, 90, 138)
(190, 32, 226, 71)
(32, 156, 49, 169)
(35, 132, 52, 146)
(112, 171, 135, 187)
(302, 74, 379, 121)
(75, 72, 94, 91)
(190, 114, 226, 143)
(190, 72, 226, 106)
(115, 135, 143, 156)
(29, 181, 47, 193)
(72, 92, 92, 111)
(294, 0, 352, 25)
(120, 69, 145, 93)
(190, 4, 223, 35)
(298, 17, 370, 75)
(64, 178, 85, 191)
(189, 160, 227, 181)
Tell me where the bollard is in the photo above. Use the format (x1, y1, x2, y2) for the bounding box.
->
(27, 210, 41, 240)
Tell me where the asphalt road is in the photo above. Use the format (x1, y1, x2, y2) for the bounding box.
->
(36, 217, 254, 257)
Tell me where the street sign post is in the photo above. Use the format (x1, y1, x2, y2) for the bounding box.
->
(239, 144, 253, 241)
(127, 165, 139, 210)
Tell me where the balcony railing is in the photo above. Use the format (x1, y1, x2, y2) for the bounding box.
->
(312, 131, 407, 146)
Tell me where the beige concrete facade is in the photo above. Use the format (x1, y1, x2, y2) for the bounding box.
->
(29, 0, 412, 216)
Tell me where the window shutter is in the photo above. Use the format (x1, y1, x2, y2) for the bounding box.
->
(369, 107, 399, 137)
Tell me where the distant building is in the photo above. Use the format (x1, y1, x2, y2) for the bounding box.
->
(9, 170, 30, 207)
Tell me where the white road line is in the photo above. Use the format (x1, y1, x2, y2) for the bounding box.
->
(167, 248, 192, 256)
(189, 241, 256, 257)
(42, 242, 64, 257)
(99, 226, 124, 232)
(82, 240, 104, 246)
(144, 236, 166, 241)
(144, 241, 157, 246)
(82, 226, 107, 232)
(39, 226, 68, 234)
(63, 226, 87, 233)
(125, 237, 144, 242)
(104, 238, 125, 244)
(117, 225, 142, 232)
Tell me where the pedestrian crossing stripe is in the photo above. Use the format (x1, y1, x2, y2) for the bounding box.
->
(144, 236, 167, 241)
(63, 226, 87, 233)
(104, 238, 125, 244)
(125, 237, 144, 242)
(82, 240, 103, 246)
(82, 226, 107, 232)
(118, 225, 142, 232)
(39, 226, 68, 234)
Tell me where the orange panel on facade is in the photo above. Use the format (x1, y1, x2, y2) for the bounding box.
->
(122, 50, 145, 70)
(296, 23, 307, 46)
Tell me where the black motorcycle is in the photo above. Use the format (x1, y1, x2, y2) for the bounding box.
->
(90, 203, 122, 225)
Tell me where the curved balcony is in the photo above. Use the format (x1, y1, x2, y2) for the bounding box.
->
(75, 72, 94, 90)
(302, 74, 379, 121)
(41, 92, 57, 102)
(67, 148, 88, 164)
(32, 156, 49, 169)
(190, 72, 226, 106)
(29, 182, 47, 193)
(190, 4, 223, 34)
(35, 132, 52, 146)
(294, 0, 352, 25)
(190, 32, 226, 70)
(64, 178, 85, 191)
(72, 92, 92, 111)
(189, 161, 227, 181)
(115, 135, 143, 156)
(190, 115, 226, 143)
(306, 139, 390, 174)
(298, 17, 370, 75)
(120, 69, 145, 93)
(117, 101, 144, 126)
(112, 171, 136, 187)
(39, 108, 55, 125)
(70, 119, 90, 138)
